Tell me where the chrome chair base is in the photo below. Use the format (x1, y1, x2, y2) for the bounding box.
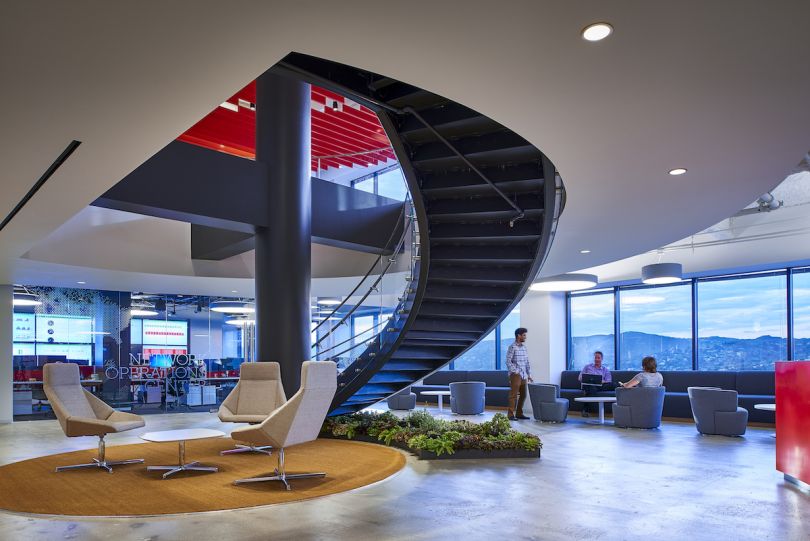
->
(55, 458, 144, 474)
(233, 447, 325, 490)
(54, 435, 143, 473)
(220, 444, 273, 456)
(234, 469, 325, 491)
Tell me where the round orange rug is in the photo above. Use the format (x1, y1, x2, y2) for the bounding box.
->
(0, 438, 405, 516)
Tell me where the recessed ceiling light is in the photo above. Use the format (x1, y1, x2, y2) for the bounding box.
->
(582, 22, 613, 42)
(580, 249, 591, 254)
(231, 290, 238, 293)
(669, 168, 688, 176)
(76, 281, 86, 285)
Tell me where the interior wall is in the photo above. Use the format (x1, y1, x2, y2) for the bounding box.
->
(520, 291, 567, 386)
(0, 285, 13, 423)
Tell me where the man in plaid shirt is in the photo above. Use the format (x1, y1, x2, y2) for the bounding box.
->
(505, 327, 533, 420)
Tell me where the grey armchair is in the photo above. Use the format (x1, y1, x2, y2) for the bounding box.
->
(688, 386, 748, 436)
(613, 386, 665, 429)
(218, 361, 287, 455)
(387, 387, 416, 410)
(43, 363, 145, 473)
(232, 361, 337, 490)
(450, 381, 485, 415)
(528, 383, 569, 422)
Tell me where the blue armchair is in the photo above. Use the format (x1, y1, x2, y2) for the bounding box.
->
(528, 383, 569, 422)
(688, 386, 748, 436)
(613, 386, 665, 429)
(450, 381, 485, 415)
(387, 387, 416, 410)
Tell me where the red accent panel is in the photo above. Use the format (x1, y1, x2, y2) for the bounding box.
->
(775, 361, 810, 484)
(177, 81, 393, 172)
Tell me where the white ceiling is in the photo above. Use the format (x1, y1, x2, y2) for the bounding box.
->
(2, 2, 810, 296)
(581, 171, 810, 283)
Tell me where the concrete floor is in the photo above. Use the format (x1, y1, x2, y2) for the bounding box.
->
(0, 408, 806, 541)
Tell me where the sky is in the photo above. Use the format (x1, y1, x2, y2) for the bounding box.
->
(571, 272, 808, 340)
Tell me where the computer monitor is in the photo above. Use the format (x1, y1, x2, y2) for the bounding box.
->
(150, 354, 173, 368)
(220, 358, 244, 371)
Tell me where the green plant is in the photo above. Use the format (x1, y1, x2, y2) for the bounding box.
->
(322, 410, 541, 456)
(376, 425, 405, 446)
(403, 410, 444, 432)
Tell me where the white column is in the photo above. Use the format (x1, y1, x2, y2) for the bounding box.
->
(0, 285, 13, 423)
(520, 290, 567, 385)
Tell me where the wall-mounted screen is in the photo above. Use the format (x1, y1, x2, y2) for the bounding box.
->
(142, 347, 188, 359)
(12, 313, 35, 342)
(35, 314, 93, 344)
(130, 318, 142, 345)
(36, 343, 93, 362)
(142, 319, 188, 347)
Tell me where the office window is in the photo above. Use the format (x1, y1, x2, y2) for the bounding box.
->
(499, 306, 521, 367)
(792, 269, 810, 360)
(569, 291, 615, 369)
(377, 168, 407, 201)
(453, 329, 496, 370)
(619, 284, 692, 371)
(697, 273, 787, 370)
(354, 177, 375, 194)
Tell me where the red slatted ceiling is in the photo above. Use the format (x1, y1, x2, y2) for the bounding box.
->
(177, 81, 396, 171)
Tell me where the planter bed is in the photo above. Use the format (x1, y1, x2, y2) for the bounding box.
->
(321, 411, 541, 461)
(417, 448, 541, 460)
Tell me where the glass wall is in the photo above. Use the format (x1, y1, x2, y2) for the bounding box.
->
(10, 287, 256, 420)
(444, 303, 522, 371)
(569, 291, 615, 370)
(350, 166, 408, 202)
(568, 268, 802, 371)
(619, 283, 692, 371)
(794, 269, 810, 360)
(453, 330, 497, 370)
(499, 306, 521, 362)
(697, 273, 787, 370)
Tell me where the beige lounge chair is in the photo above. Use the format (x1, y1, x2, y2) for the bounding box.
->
(43, 363, 145, 473)
(231, 360, 337, 490)
(218, 361, 287, 455)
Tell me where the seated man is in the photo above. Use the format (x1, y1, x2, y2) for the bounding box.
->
(578, 351, 615, 416)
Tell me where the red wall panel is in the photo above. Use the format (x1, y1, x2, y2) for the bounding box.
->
(776, 361, 810, 484)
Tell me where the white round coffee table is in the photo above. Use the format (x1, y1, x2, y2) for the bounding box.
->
(754, 403, 775, 412)
(420, 390, 452, 412)
(753, 404, 776, 438)
(574, 396, 617, 424)
(141, 428, 225, 479)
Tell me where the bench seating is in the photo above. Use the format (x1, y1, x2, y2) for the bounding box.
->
(560, 370, 774, 423)
(411, 370, 510, 407)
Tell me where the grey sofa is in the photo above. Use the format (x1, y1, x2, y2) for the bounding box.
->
(450, 381, 486, 414)
(613, 386, 666, 429)
(560, 370, 773, 422)
(528, 383, 569, 422)
(688, 387, 748, 436)
(387, 387, 416, 410)
(412, 370, 510, 407)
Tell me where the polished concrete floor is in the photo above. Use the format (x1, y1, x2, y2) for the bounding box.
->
(0, 408, 806, 541)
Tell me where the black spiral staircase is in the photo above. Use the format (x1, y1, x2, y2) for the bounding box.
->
(278, 53, 565, 415)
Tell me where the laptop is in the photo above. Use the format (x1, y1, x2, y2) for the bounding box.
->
(581, 373, 603, 387)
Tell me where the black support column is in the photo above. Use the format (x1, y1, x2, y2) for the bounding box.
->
(254, 71, 312, 396)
